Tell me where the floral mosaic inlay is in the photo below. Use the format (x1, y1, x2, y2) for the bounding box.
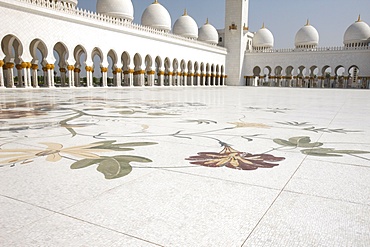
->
(0, 90, 369, 179)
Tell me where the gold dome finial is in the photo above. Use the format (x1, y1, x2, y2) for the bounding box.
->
(357, 14, 362, 22)
(153, 0, 158, 4)
(305, 19, 310, 26)
(183, 8, 187, 16)
(262, 22, 265, 29)
(206, 18, 209, 24)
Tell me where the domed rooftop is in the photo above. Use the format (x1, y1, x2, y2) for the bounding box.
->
(173, 9, 198, 39)
(344, 16, 370, 46)
(198, 19, 218, 45)
(141, 0, 171, 32)
(295, 20, 319, 48)
(96, 0, 134, 21)
(253, 24, 274, 49)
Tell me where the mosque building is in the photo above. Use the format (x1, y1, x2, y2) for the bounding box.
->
(0, 0, 369, 89)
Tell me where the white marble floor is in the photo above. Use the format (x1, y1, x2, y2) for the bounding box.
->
(0, 87, 369, 246)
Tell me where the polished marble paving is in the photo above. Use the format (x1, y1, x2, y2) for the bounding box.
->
(0, 87, 369, 246)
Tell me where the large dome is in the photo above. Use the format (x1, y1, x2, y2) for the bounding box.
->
(96, 0, 134, 21)
(141, 0, 171, 32)
(173, 10, 198, 39)
(344, 16, 370, 47)
(253, 24, 274, 50)
(295, 20, 319, 48)
(198, 19, 218, 45)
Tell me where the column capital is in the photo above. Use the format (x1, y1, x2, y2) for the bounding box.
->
(46, 64, 55, 70)
(31, 64, 38, 70)
(0, 60, 4, 67)
(67, 65, 74, 71)
(21, 62, 28, 69)
(101, 67, 108, 73)
(6, 62, 14, 69)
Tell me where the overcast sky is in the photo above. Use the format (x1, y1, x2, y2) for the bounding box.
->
(77, 0, 370, 48)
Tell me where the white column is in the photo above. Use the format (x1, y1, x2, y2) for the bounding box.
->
(16, 64, 23, 87)
(67, 66, 74, 87)
(139, 70, 145, 86)
(101, 67, 108, 87)
(86, 66, 93, 87)
(51, 67, 55, 87)
(46, 65, 52, 88)
(74, 68, 80, 87)
(123, 72, 128, 86)
(201, 74, 205, 86)
(26, 63, 32, 88)
(7, 63, 15, 88)
(173, 73, 178, 86)
(115, 68, 122, 87)
(195, 74, 200, 86)
(60, 68, 66, 87)
(31, 64, 39, 88)
(147, 71, 155, 86)
(129, 69, 134, 87)
(0, 60, 4, 88)
(168, 72, 173, 86)
(216, 74, 220, 86)
(124, 69, 132, 87)
(158, 71, 164, 86)
(22, 67, 29, 88)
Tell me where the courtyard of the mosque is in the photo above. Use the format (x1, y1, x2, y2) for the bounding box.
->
(0, 86, 369, 246)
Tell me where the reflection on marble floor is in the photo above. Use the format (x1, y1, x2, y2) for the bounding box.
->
(0, 87, 369, 246)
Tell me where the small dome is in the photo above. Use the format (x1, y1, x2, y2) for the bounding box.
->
(344, 16, 370, 46)
(64, 0, 78, 7)
(141, 0, 171, 32)
(253, 24, 274, 49)
(198, 19, 218, 45)
(96, 0, 134, 21)
(295, 20, 319, 48)
(173, 10, 198, 39)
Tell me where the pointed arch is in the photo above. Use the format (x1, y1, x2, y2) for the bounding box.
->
(53, 42, 69, 87)
(30, 39, 49, 87)
(1, 34, 24, 88)
(73, 45, 87, 87)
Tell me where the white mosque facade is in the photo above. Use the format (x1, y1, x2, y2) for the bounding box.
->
(0, 0, 370, 89)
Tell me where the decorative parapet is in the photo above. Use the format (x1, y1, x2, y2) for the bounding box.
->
(247, 45, 370, 54)
(15, 0, 227, 52)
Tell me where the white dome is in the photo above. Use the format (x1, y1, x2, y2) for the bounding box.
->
(344, 17, 370, 46)
(173, 10, 198, 39)
(253, 25, 274, 49)
(141, 1, 171, 32)
(295, 21, 319, 48)
(198, 20, 218, 45)
(96, 0, 134, 21)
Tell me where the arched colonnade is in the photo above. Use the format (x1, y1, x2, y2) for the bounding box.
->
(0, 34, 226, 88)
(246, 64, 369, 89)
